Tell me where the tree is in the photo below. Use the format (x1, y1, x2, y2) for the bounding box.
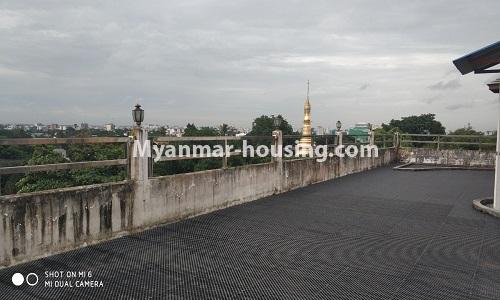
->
(449, 127, 482, 136)
(183, 123, 198, 136)
(0, 128, 31, 139)
(382, 113, 445, 134)
(248, 115, 294, 136)
(0, 128, 33, 161)
(446, 126, 489, 150)
(149, 127, 166, 139)
(183, 123, 219, 137)
(13, 143, 127, 194)
(153, 123, 227, 176)
(15, 146, 73, 193)
(218, 123, 238, 136)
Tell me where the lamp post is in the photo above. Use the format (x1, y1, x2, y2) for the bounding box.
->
(336, 120, 343, 146)
(272, 116, 283, 165)
(368, 123, 374, 145)
(488, 78, 500, 209)
(132, 104, 144, 127)
(130, 103, 150, 180)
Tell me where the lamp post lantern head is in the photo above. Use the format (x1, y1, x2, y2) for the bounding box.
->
(336, 120, 342, 131)
(487, 78, 500, 94)
(132, 104, 144, 126)
(273, 115, 282, 129)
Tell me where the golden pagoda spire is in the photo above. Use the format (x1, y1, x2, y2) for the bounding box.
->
(306, 80, 310, 101)
(298, 81, 312, 155)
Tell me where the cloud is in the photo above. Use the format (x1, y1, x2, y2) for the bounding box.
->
(0, 0, 499, 132)
(445, 103, 473, 111)
(359, 84, 369, 90)
(444, 98, 495, 111)
(428, 79, 461, 90)
(0, 10, 24, 29)
(421, 95, 441, 104)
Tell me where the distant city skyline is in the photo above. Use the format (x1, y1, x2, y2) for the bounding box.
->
(1, 117, 492, 135)
(1, 1, 499, 131)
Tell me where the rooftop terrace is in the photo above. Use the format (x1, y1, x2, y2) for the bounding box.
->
(0, 166, 498, 299)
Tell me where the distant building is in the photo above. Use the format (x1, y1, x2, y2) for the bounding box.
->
(6, 124, 32, 130)
(146, 124, 162, 130)
(105, 123, 115, 131)
(347, 122, 376, 143)
(35, 123, 45, 131)
(80, 123, 89, 130)
(166, 126, 184, 137)
(20, 124, 34, 130)
(61, 125, 75, 131)
(316, 126, 326, 135)
(47, 124, 59, 130)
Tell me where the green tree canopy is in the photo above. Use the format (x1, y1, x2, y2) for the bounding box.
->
(0, 128, 31, 138)
(248, 115, 294, 136)
(445, 126, 488, 150)
(13, 144, 126, 194)
(448, 126, 483, 136)
(382, 113, 445, 134)
(183, 123, 219, 137)
(218, 123, 238, 136)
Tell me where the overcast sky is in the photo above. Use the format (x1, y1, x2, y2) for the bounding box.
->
(1, 1, 499, 131)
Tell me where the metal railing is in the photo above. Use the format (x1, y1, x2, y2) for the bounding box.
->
(0, 137, 129, 146)
(0, 132, 397, 195)
(0, 137, 129, 175)
(400, 133, 496, 150)
(282, 133, 396, 149)
(3, 133, 490, 176)
(0, 132, 400, 175)
(151, 135, 274, 168)
(0, 136, 277, 173)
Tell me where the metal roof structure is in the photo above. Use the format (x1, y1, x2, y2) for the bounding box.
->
(488, 78, 500, 94)
(453, 41, 500, 74)
(454, 42, 500, 210)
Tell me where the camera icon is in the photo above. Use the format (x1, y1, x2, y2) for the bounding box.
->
(12, 273, 38, 286)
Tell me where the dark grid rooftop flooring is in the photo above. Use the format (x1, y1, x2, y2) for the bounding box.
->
(1, 167, 500, 299)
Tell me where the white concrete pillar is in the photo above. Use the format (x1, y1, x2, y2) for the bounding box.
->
(272, 130, 283, 167)
(223, 137, 228, 168)
(337, 131, 343, 146)
(129, 126, 150, 181)
(494, 90, 500, 210)
(272, 130, 284, 192)
(369, 130, 375, 146)
(392, 132, 400, 149)
(129, 126, 150, 227)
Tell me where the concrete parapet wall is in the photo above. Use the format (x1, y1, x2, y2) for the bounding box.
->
(399, 148, 495, 167)
(141, 162, 280, 228)
(0, 148, 397, 267)
(0, 182, 134, 267)
(283, 148, 395, 190)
